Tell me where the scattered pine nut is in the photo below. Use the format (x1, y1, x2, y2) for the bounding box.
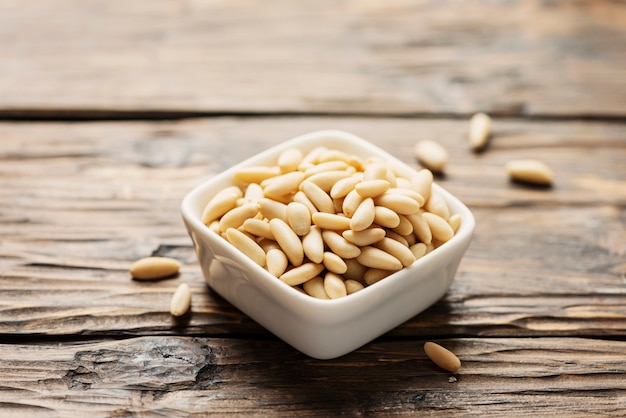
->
(130, 256, 180, 280)
(506, 159, 554, 186)
(170, 283, 192, 317)
(469, 112, 492, 152)
(414, 140, 448, 173)
(424, 341, 461, 372)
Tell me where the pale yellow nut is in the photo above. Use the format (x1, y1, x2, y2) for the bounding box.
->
(392, 215, 414, 236)
(345, 279, 365, 295)
(423, 212, 455, 243)
(218, 203, 259, 232)
(469, 112, 492, 152)
(363, 163, 388, 181)
(424, 341, 461, 372)
(410, 242, 428, 260)
(373, 206, 401, 228)
(386, 188, 425, 207)
(169, 283, 192, 317)
(277, 147, 303, 173)
(243, 183, 264, 204)
(286, 202, 312, 236)
(233, 166, 281, 183)
(448, 214, 462, 233)
(355, 179, 390, 198)
(242, 218, 274, 240)
(311, 212, 351, 231)
(266, 248, 288, 277)
(305, 170, 351, 192)
(201, 186, 243, 224)
(385, 230, 409, 247)
(263, 171, 305, 199)
(343, 258, 368, 282)
(364, 268, 393, 285)
(293, 190, 318, 215)
(302, 225, 325, 264)
(322, 251, 348, 275)
(374, 193, 421, 215)
(424, 189, 450, 221)
(506, 159, 554, 186)
(350, 197, 376, 232)
(342, 227, 386, 246)
(411, 169, 433, 202)
(406, 212, 432, 245)
(342, 189, 364, 218)
(357, 246, 403, 271)
(374, 237, 416, 267)
(301, 181, 335, 213)
(324, 272, 347, 299)
(298, 147, 327, 170)
(303, 160, 349, 177)
(225, 228, 266, 267)
(269, 218, 304, 266)
(279, 262, 324, 286)
(322, 230, 361, 259)
(318, 149, 353, 164)
(130, 256, 181, 280)
(414, 140, 448, 173)
(258, 238, 280, 253)
(303, 276, 329, 299)
(330, 174, 362, 199)
(258, 198, 288, 222)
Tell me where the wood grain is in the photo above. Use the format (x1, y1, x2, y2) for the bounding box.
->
(0, 336, 624, 417)
(1, 117, 624, 339)
(1, 0, 625, 117)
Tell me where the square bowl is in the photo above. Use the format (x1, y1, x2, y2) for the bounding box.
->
(181, 130, 475, 359)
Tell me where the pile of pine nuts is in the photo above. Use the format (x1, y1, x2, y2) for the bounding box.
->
(202, 147, 460, 300)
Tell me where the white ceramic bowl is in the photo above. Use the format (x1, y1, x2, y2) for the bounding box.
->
(181, 130, 475, 359)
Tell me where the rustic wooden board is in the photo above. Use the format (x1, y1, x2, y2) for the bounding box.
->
(0, 336, 625, 417)
(1, 117, 624, 339)
(1, 0, 625, 117)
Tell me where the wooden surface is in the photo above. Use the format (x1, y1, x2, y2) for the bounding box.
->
(1, 0, 625, 416)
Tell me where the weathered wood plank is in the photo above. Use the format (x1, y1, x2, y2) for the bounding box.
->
(0, 117, 624, 339)
(1, 0, 625, 117)
(0, 336, 624, 417)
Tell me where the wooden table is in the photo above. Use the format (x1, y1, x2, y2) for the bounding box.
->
(1, 1, 625, 416)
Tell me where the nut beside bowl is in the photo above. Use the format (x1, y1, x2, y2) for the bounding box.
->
(181, 130, 475, 359)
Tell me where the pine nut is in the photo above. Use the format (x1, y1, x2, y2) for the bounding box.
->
(243, 183, 264, 203)
(374, 237, 416, 267)
(302, 225, 324, 264)
(350, 197, 376, 232)
(424, 189, 450, 221)
(304, 160, 349, 177)
(364, 268, 393, 285)
(342, 227, 386, 246)
(343, 259, 368, 282)
(303, 276, 329, 299)
(258, 198, 288, 222)
(225, 228, 266, 267)
(414, 140, 448, 173)
(322, 230, 361, 259)
(410, 242, 428, 260)
(506, 159, 554, 186)
(201, 186, 243, 224)
(342, 189, 364, 217)
(324, 272, 347, 299)
(469, 112, 492, 152)
(301, 181, 335, 213)
(355, 179, 390, 198)
(170, 283, 192, 317)
(423, 212, 455, 243)
(448, 214, 462, 233)
(311, 212, 351, 231)
(322, 251, 348, 274)
(345, 279, 364, 294)
(406, 212, 432, 245)
(263, 171, 305, 198)
(392, 214, 414, 236)
(386, 188, 425, 207)
(218, 203, 259, 232)
(330, 174, 362, 199)
(286, 202, 312, 236)
(305, 170, 351, 192)
(424, 341, 461, 372)
(130, 256, 181, 280)
(242, 218, 274, 240)
(411, 169, 433, 202)
(278, 148, 303, 173)
(293, 190, 319, 214)
(357, 246, 403, 271)
(269, 218, 304, 266)
(266, 248, 288, 277)
(374, 193, 420, 215)
(234, 166, 281, 183)
(279, 262, 324, 286)
(373, 206, 401, 228)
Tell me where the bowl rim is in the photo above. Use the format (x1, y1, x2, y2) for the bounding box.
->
(181, 129, 475, 314)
